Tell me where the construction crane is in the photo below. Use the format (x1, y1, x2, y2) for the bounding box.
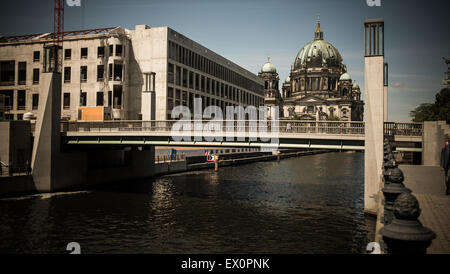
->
(44, 0, 64, 72)
(54, 0, 64, 46)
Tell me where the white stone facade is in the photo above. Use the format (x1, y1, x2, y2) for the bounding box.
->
(0, 25, 264, 121)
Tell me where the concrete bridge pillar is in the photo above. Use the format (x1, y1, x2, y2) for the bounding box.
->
(364, 19, 386, 215)
(31, 72, 156, 193)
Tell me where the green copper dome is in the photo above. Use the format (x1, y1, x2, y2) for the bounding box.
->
(293, 20, 343, 70)
(261, 61, 277, 73)
(352, 82, 360, 89)
(293, 39, 343, 70)
(285, 76, 291, 82)
(339, 72, 351, 81)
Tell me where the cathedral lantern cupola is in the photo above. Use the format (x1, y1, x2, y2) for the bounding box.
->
(352, 81, 361, 101)
(338, 72, 352, 98)
(258, 57, 280, 98)
(314, 15, 323, 40)
(258, 57, 281, 119)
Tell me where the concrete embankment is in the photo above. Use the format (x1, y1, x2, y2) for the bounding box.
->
(153, 149, 334, 176)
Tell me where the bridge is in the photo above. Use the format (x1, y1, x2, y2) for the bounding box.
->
(9, 18, 443, 217)
(61, 120, 423, 152)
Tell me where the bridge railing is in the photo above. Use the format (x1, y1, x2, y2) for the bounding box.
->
(61, 120, 366, 135)
(383, 122, 423, 137)
(61, 120, 423, 137)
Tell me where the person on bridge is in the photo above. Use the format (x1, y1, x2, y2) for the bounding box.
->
(440, 134, 450, 195)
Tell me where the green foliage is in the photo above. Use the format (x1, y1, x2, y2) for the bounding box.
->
(327, 115, 341, 121)
(409, 58, 450, 123)
(409, 88, 450, 123)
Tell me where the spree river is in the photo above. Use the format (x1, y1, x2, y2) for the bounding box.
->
(0, 152, 374, 254)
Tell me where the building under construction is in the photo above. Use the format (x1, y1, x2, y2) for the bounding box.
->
(0, 25, 264, 121)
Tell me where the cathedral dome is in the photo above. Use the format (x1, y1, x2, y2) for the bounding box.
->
(352, 82, 360, 89)
(293, 20, 343, 70)
(339, 72, 351, 81)
(285, 76, 290, 82)
(261, 59, 277, 73)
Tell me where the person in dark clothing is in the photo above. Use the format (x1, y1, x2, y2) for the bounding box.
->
(440, 134, 450, 195)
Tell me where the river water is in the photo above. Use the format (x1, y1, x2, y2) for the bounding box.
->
(0, 151, 375, 254)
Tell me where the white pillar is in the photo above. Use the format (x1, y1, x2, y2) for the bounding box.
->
(364, 56, 385, 215)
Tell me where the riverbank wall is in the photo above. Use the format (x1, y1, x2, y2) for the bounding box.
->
(152, 149, 335, 176)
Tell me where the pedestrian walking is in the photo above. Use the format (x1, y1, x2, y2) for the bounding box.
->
(440, 134, 450, 195)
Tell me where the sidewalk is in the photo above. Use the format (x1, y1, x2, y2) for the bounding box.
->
(400, 165, 450, 254)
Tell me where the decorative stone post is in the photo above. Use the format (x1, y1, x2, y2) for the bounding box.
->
(381, 168, 411, 224)
(380, 193, 436, 253)
(382, 159, 397, 182)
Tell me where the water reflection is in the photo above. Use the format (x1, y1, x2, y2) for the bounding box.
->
(0, 152, 374, 254)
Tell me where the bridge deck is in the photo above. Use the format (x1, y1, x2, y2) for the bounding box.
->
(60, 120, 423, 151)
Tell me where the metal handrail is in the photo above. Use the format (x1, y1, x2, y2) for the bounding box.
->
(59, 120, 423, 137)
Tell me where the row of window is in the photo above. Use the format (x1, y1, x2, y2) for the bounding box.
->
(168, 41, 263, 94)
(63, 88, 123, 109)
(292, 77, 340, 92)
(32, 44, 124, 62)
(0, 88, 124, 112)
(166, 87, 264, 112)
(0, 61, 40, 85)
(63, 63, 124, 83)
(168, 63, 262, 105)
(0, 90, 39, 110)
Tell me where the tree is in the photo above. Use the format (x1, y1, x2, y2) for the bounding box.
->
(409, 58, 450, 123)
(327, 115, 341, 121)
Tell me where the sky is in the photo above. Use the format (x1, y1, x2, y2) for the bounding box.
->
(0, 0, 449, 121)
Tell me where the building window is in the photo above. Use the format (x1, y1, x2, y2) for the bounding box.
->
(98, 46, 105, 58)
(17, 90, 26, 110)
(195, 73, 199, 90)
(175, 66, 181, 86)
(109, 45, 114, 56)
(182, 68, 187, 88)
(96, 91, 104, 106)
(32, 94, 39, 110)
(0, 61, 15, 85)
(201, 76, 205, 92)
(108, 91, 112, 106)
(64, 67, 71, 83)
(168, 63, 174, 84)
(97, 65, 104, 81)
(63, 93, 70, 109)
(33, 51, 40, 62)
(113, 85, 122, 109)
(18, 62, 26, 85)
(64, 49, 72, 60)
(167, 87, 174, 110)
(114, 63, 123, 81)
(0, 90, 13, 110)
(33, 68, 39, 84)
(116, 45, 123, 57)
(80, 66, 87, 82)
(80, 92, 87, 106)
(108, 63, 113, 80)
(189, 71, 194, 89)
(81, 48, 88, 59)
